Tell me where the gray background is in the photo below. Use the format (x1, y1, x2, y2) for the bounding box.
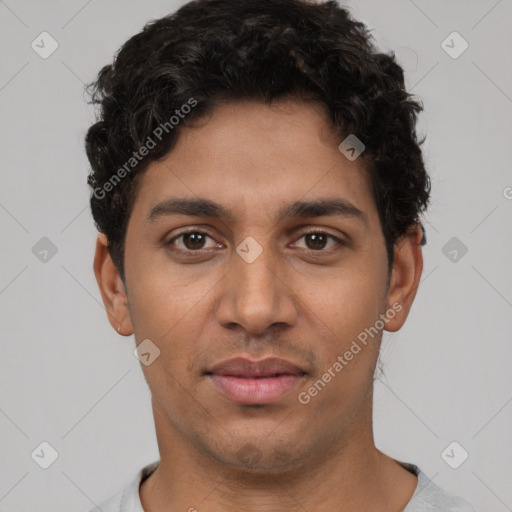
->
(0, 0, 511, 510)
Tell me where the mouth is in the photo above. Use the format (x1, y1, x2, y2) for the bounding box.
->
(205, 357, 307, 405)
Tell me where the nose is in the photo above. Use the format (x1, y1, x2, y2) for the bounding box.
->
(215, 242, 299, 335)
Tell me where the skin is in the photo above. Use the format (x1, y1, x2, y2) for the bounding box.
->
(94, 98, 424, 512)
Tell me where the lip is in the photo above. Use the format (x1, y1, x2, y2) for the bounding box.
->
(206, 357, 307, 405)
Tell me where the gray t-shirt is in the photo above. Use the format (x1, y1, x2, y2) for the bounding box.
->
(90, 460, 476, 511)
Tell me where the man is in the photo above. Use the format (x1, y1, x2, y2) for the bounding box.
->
(86, 0, 476, 510)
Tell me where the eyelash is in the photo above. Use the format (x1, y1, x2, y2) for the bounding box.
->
(165, 229, 345, 256)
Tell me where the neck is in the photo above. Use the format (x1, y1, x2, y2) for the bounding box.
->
(139, 394, 417, 512)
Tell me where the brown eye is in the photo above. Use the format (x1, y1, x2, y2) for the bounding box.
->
(167, 230, 219, 252)
(304, 233, 329, 250)
(182, 232, 207, 250)
(294, 231, 342, 251)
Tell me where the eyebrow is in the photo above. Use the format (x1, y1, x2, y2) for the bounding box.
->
(147, 197, 369, 227)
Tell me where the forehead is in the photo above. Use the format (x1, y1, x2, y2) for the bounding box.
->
(130, 99, 378, 228)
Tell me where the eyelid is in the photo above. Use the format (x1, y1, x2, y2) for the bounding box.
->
(165, 227, 346, 255)
(291, 228, 345, 250)
(166, 228, 221, 250)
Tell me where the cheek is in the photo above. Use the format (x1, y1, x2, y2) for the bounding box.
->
(125, 257, 223, 378)
(298, 274, 383, 417)
(292, 259, 387, 413)
(130, 278, 210, 348)
(299, 263, 386, 350)
(128, 280, 211, 413)
(125, 243, 214, 330)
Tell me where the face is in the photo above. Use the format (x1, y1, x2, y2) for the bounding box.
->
(95, 98, 422, 473)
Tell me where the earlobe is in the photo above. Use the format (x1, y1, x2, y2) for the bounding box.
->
(384, 224, 424, 333)
(93, 233, 134, 336)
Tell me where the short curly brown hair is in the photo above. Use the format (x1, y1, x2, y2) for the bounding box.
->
(85, 0, 430, 283)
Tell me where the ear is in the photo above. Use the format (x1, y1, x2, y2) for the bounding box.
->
(384, 223, 424, 332)
(93, 233, 134, 336)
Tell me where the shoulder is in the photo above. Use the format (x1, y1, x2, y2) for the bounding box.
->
(88, 460, 160, 512)
(88, 489, 124, 512)
(404, 466, 477, 512)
